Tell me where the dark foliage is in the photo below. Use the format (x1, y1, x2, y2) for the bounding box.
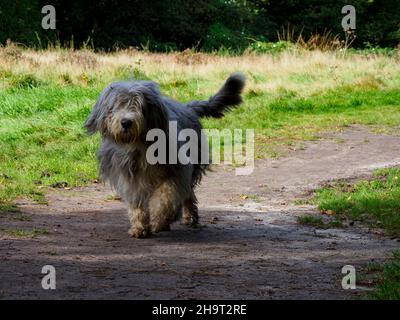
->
(0, 0, 399, 50)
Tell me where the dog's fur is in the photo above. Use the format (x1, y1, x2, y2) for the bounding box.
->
(85, 73, 245, 238)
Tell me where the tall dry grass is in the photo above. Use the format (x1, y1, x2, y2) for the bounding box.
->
(1, 42, 399, 98)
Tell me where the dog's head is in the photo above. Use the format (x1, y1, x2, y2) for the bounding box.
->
(85, 81, 167, 144)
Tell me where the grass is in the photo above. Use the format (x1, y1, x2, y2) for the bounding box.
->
(1, 227, 49, 238)
(297, 215, 343, 229)
(366, 250, 400, 300)
(312, 168, 400, 300)
(315, 168, 400, 237)
(0, 203, 20, 213)
(1, 44, 400, 205)
(11, 213, 32, 222)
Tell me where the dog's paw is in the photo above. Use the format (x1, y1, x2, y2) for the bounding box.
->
(183, 216, 199, 227)
(151, 223, 171, 233)
(128, 226, 151, 238)
(183, 220, 202, 229)
(189, 222, 205, 229)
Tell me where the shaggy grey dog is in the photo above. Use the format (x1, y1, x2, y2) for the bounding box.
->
(85, 73, 245, 238)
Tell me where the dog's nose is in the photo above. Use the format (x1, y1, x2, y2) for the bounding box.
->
(121, 119, 133, 130)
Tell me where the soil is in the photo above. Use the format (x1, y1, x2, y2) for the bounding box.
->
(1, 125, 399, 299)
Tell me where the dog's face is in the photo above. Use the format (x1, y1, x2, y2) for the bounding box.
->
(85, 81, 167, 144)
(106, 91, 145, 144)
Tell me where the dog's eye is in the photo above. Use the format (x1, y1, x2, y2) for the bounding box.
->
(114, 101, 129, 110)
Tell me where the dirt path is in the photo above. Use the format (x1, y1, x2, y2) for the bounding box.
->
(1, 125, 399, 299)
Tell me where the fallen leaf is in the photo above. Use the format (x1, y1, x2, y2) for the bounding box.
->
(322, 209, 336, 215)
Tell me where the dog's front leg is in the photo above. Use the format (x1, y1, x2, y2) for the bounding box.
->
(148, 182, 181, 233)
(127, 206, 151, 238)
(183, 195, 199, 227)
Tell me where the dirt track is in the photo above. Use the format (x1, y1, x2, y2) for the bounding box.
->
(1, 125, 399, 299)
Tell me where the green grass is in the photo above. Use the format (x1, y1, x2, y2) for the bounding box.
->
(204, 85, 400, 159)
(367, 250, 400, 300)
(315, 168, 400, 237)
(306, 169, 400, 299)
(0, 83, 100, 203)
(11, 213, 32, 221)
(1, 227, 49, 238)
(297, 215, 343, 229)
(1, 80, 400, 205)
(0, 202, 20, 213)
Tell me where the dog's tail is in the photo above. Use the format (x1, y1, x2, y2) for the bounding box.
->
(188, 72, 246, 118)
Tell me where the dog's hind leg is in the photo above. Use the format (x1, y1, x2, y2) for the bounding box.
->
(127, 206, 151, 238)
(183, 193, 199, 226)
(148, 182, 181, 233)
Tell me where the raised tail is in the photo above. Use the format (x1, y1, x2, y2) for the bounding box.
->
(188, 72, 246, 118)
